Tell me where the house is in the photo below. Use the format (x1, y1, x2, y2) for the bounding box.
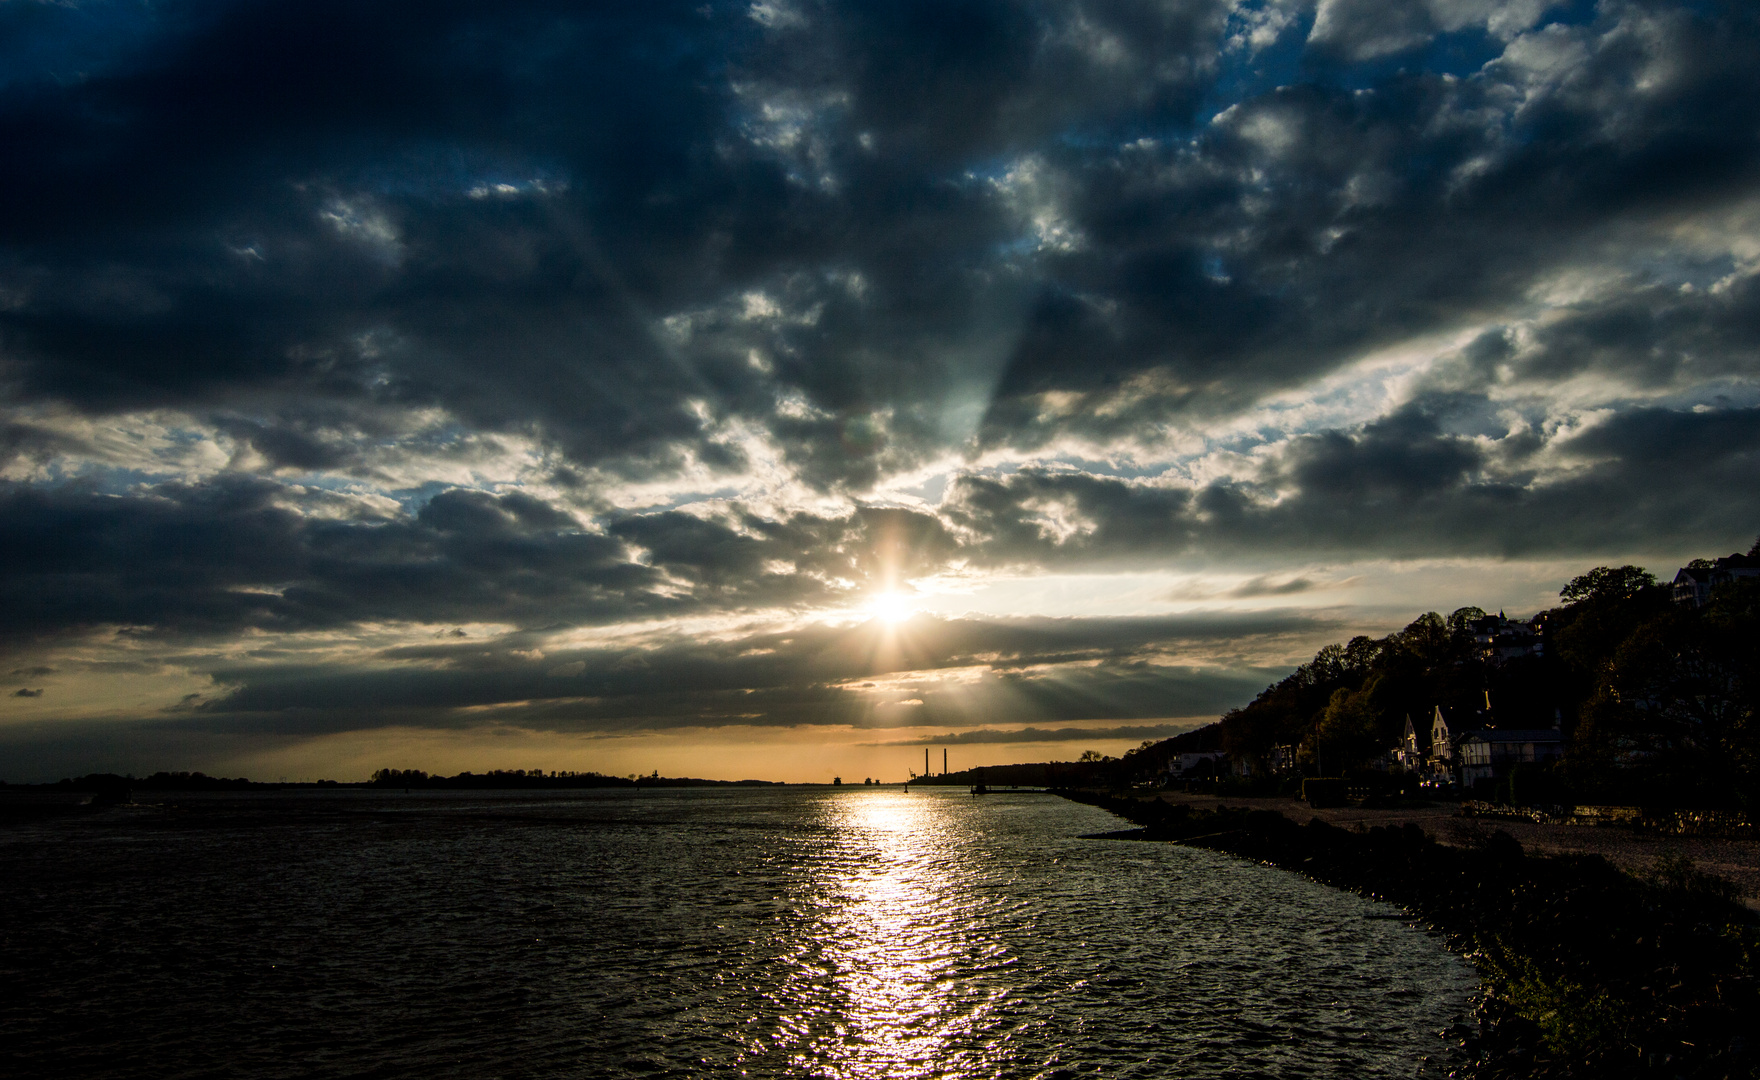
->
(1394, 715, 1426, 773)
(1429, 706, 1455, 765)
(1466, 612, 1545, 665)
(1457, 729, 1566, 788)
(1167, 751, 1227, 779)
(1492, 624, 1544, 665)
(1673, 554, 1760, 607)
(1675, 566, 1710, 606)
(1426, 705, 1483, 785)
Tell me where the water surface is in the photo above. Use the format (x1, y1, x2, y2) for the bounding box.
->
(0, 787, 1475, 1078)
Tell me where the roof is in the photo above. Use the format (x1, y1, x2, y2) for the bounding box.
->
(1677, 555, 1760, 581)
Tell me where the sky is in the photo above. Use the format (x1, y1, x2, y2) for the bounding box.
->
(3, 0, 1759, 783)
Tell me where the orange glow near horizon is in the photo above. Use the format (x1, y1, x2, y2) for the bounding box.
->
(197, 722, 1199, 785)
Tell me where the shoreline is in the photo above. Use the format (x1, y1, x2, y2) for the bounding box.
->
(1061, 789, 1760, 1080)
(1147, 789, 1760, 909)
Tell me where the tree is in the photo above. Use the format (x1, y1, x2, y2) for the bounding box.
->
(1309, 683, 1386, 771)
(1560, 565, 1656, 604)
(1389, 611, 1451, 666)
(1579, 618, 1757, 810)
(1447, 606, 1488, 638)
(370, 768, 427, 786)
(1568, 577, 1760, 809)
(1552, 567, 1672, 685)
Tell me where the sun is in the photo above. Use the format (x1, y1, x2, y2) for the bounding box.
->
(867, 591, 916, 623)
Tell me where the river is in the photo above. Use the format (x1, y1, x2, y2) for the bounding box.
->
(0, 786, 1476, 1078)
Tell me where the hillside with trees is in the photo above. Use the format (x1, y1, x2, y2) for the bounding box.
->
(1118, 543, 1760, 812)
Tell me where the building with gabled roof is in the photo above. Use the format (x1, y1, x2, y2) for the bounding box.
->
(1430, 706, 1455, 764)
(1673, 553, 1760, 607)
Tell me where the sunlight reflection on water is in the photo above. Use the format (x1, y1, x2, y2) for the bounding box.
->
(803, 793, 1003, 1079)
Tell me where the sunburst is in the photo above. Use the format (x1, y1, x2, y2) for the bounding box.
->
(867, 591, 916, 623)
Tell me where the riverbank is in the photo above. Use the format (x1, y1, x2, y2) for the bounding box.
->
(1149, 790, 1760, 907)
(1063, 790, 1760, 1080)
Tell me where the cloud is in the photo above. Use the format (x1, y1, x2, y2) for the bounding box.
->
(4, 0, 1760, 769)
(1307, 0, 1558, 61)
(4, 395, 1757, 649)
(0, 478, 967, 641)
(0, 0, 1751, 490)
(1229, 576, 1320, 598)
(185, 610, 1303, 727)
(944, 402, 1760, 563)
(13, 688, 43, 698)
(870, 723, 1207, 746)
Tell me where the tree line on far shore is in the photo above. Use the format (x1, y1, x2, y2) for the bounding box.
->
(6, 768, 783, 792)
(367, 768, 778, 789)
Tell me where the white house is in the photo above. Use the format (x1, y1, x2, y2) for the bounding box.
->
(1429, 706, 1455, 763)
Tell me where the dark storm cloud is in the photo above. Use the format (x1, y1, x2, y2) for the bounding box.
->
(0, 418, 90, 478)
(976, 0, 1760, 449)
(744, 0, 1233, 160)
(3, 0, 1755, 488)
(1285, 405, 1483, 502)
(212, 415, 358, 473)
(1503, 272, 1760, 390)
(5, 0, 1760, 761)
(181, 610, 1299, 732)
(0, 0, 751, 462)
(0, 0, 1238, 484)
(1564, 404, 1760, 478)
(0, 478, 972, 640)
(946, 401, 1760, 562)
(4, 393, 1755, 646)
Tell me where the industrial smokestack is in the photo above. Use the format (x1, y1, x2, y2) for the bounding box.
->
(943, 748, 947, 777)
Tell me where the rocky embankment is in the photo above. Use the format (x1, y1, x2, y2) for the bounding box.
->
(1063, 791, 1759, 1080)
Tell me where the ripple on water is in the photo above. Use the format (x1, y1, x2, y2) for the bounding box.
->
(0, 787, 1475, 1078)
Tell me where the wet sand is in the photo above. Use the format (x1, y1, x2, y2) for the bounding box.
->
(1149, 790, 1760, 907)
